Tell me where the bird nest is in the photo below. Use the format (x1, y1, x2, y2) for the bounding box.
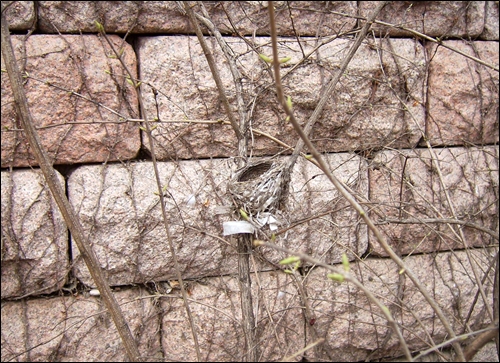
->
(228, 159, 290, 217)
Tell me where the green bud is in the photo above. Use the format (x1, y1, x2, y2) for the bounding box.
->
(239, 208, 249, 221)
(279, 56, 292, 63)
(279, 256, 300, 265)
(327, 273, 345, 282)
(293, 260, 301, 270)
(94, 20, 104, 33)
(342, 253, 350, 272)
(259, 54, 273, 63)
(253, 239, 264, 247)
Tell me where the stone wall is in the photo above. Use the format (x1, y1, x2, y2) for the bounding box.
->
(1, 1, 499, 361)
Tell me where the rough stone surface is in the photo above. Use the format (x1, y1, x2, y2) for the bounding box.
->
(37, 1, 357, 36)
(1, 169, 68, 298)
(304, 248, 497, 361)
(481, 0, 499, 40)
(280, 152, 368, 264)
(68, 153, 367, 287)
(368, 146, 499, 256)
(470, 342, 500, 362)
(0, 248, 496, 362)
(1, 3, 498, 362)
(387, 341, 499, 362)
(3, 1, 35, 31)
(138, 36, 426, 160)
(360, 1, 485, 38)
(1, 34, 140, 168)
(37, 1, 188, 34)
(0, 288, 161, 361)
(426, 40, 499, 147)
(161, 270, 304, 361)
(197, 1, 358, 37)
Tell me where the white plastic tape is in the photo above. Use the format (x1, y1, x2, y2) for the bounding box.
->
(223, 221, 255, 236)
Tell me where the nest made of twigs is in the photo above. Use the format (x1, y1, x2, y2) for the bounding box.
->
(228, 159, 290, 215)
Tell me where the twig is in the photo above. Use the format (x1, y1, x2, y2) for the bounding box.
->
(267, 1, 467, 361)
(181, 2, 241, 141)
(463, 324, 498, 360)
(191, 1, 250, 159)
(412, 325, 498, 361)
(388, 41, 495, 326)
(280, 338, 325, 362)
(95, 21, 202, 361)
(181, 2, 258, 360)
(1, 8, 141, 362)
(377, 218, 499, 240)
(382, 49, 496, 331)
(421, 135, 495, 323)
(285, 1, 390, 171)
(320, 8, 499, 72)
(253, 238, 412, 361)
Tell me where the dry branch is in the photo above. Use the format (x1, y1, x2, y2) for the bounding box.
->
(266, 1, 471, 361)
(1, 5, 141, 362)
(182, 2, 258, 360)
(95, 20, 202, 361)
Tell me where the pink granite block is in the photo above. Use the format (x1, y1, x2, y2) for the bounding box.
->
(426, 40, 499, 146)
(1, 169, 68, 298)
(1, 34, 140, 167)
(368, 146, 498, 256)
(304, 248, 496, 361)
(0, 288, 161, 361)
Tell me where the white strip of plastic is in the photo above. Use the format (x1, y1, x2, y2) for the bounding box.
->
(222, 221, 255, 236)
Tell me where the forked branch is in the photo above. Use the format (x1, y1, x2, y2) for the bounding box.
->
(266, 1, 467, 361)
(1, 6, 141, 362)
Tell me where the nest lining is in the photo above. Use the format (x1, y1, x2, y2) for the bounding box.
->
(228, 159, 290, 216)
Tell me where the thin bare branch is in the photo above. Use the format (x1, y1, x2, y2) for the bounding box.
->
(1, 8, 141, 362)
(253, 238, 412, 361)
(463, 325, 499, 361)
(181, 1, 242, 141)
(280, 338, 325, 362)
(267, 1, 467, 361)
(95, 21, 202, 361)
(378, 218, 499, 240)
(413, 325, 498, 361)
(286, 1, 390, 170)
(323, 8, 499, 71)
(181, 3, 259, 360)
